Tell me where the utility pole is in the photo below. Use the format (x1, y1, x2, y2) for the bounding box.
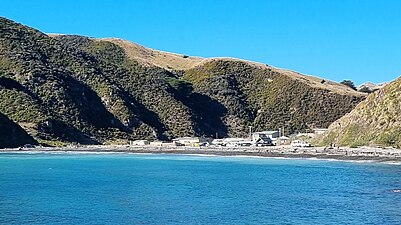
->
(249, 126, 253, 140)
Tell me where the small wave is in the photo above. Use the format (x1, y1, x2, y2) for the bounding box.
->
(382, 161, 401, 165)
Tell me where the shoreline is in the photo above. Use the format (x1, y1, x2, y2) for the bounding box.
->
(1, 145, 401, 163)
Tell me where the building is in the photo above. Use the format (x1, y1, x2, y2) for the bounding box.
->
(313, 128, 328, 135)
(252, 131, 279, 142)
(130, 140, 150, 146)
(251, 131, 278, 146)
(212, 138, 253, 147)
(172, 137, 212, 147)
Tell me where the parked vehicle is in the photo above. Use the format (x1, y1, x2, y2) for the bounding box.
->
(291, 140, 312, 147)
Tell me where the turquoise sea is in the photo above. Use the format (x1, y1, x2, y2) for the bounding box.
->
(1, 152, 401, 225)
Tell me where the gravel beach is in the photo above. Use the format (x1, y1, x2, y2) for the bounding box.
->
(2, 145, 401, 163)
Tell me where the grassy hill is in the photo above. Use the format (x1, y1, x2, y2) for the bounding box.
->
(0, 17, 365, 147)
(316, 77, 401, 148)
(182, 59, 364, 137)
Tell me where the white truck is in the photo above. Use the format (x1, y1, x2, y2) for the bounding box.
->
(291, 140, 312, 147)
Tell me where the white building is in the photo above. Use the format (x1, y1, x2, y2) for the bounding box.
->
(172, 137, 212, 147)
(211, 138, 253, 147)
(130, 140, 150, 146)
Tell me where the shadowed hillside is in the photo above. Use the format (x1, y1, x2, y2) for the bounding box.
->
(0, 112, 37, 148)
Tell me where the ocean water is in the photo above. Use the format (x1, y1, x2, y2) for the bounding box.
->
(1, 153, 401, 225)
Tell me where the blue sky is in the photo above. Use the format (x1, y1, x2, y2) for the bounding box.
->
(1, 0, 400, 85)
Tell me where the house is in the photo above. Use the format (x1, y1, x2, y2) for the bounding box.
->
(172, 137, 212, 147)
(149, 141, 164, 147)
(211, 138, 253, 147)
(252, 131, 279, 142)
(251, 131, 278, 146)
(130, 140, 150, 146)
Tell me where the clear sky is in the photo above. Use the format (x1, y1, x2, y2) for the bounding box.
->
(1, 0, 400, 85)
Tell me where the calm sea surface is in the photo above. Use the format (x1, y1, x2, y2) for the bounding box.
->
(1, 152, 401, 225)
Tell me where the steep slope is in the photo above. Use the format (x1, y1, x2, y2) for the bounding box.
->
(0, 17, 200, 145)
(317, 77, 401, 148)
(183, 59, 364, 136)
(0, 18, 131, 145)
(0, 112, 37, 148)
(0, 17, 366, 146)
(55, 36, 199, 138)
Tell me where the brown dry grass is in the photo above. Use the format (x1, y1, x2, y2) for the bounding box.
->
(102, 38, 205, 70)
(102, 38, 365, 97)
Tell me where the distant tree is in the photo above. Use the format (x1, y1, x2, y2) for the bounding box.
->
(340, 80, 356, 90)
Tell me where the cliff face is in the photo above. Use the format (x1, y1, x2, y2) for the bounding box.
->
(317, 77, 401, 148)
(0, 17, 365, 146)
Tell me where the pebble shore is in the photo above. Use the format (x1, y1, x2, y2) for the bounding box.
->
(2, 145, 401, 162)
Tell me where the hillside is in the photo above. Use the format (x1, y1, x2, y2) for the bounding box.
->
(317, 77, 401, 148)
(0, 112, 37, 148)
(182, 59, 364, 137)
(107, 39, 363, 97)
(0, 17, 365, 147)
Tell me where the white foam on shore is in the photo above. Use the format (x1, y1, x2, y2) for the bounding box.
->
(382, 161, 401, 165)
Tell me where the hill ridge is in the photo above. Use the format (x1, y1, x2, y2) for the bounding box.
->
(103, 38, 364, 97)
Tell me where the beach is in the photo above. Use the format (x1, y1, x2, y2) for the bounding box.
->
(2, 145, 401, 162)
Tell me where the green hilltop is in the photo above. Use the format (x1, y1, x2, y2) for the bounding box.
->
(0, 17, 365, 147)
